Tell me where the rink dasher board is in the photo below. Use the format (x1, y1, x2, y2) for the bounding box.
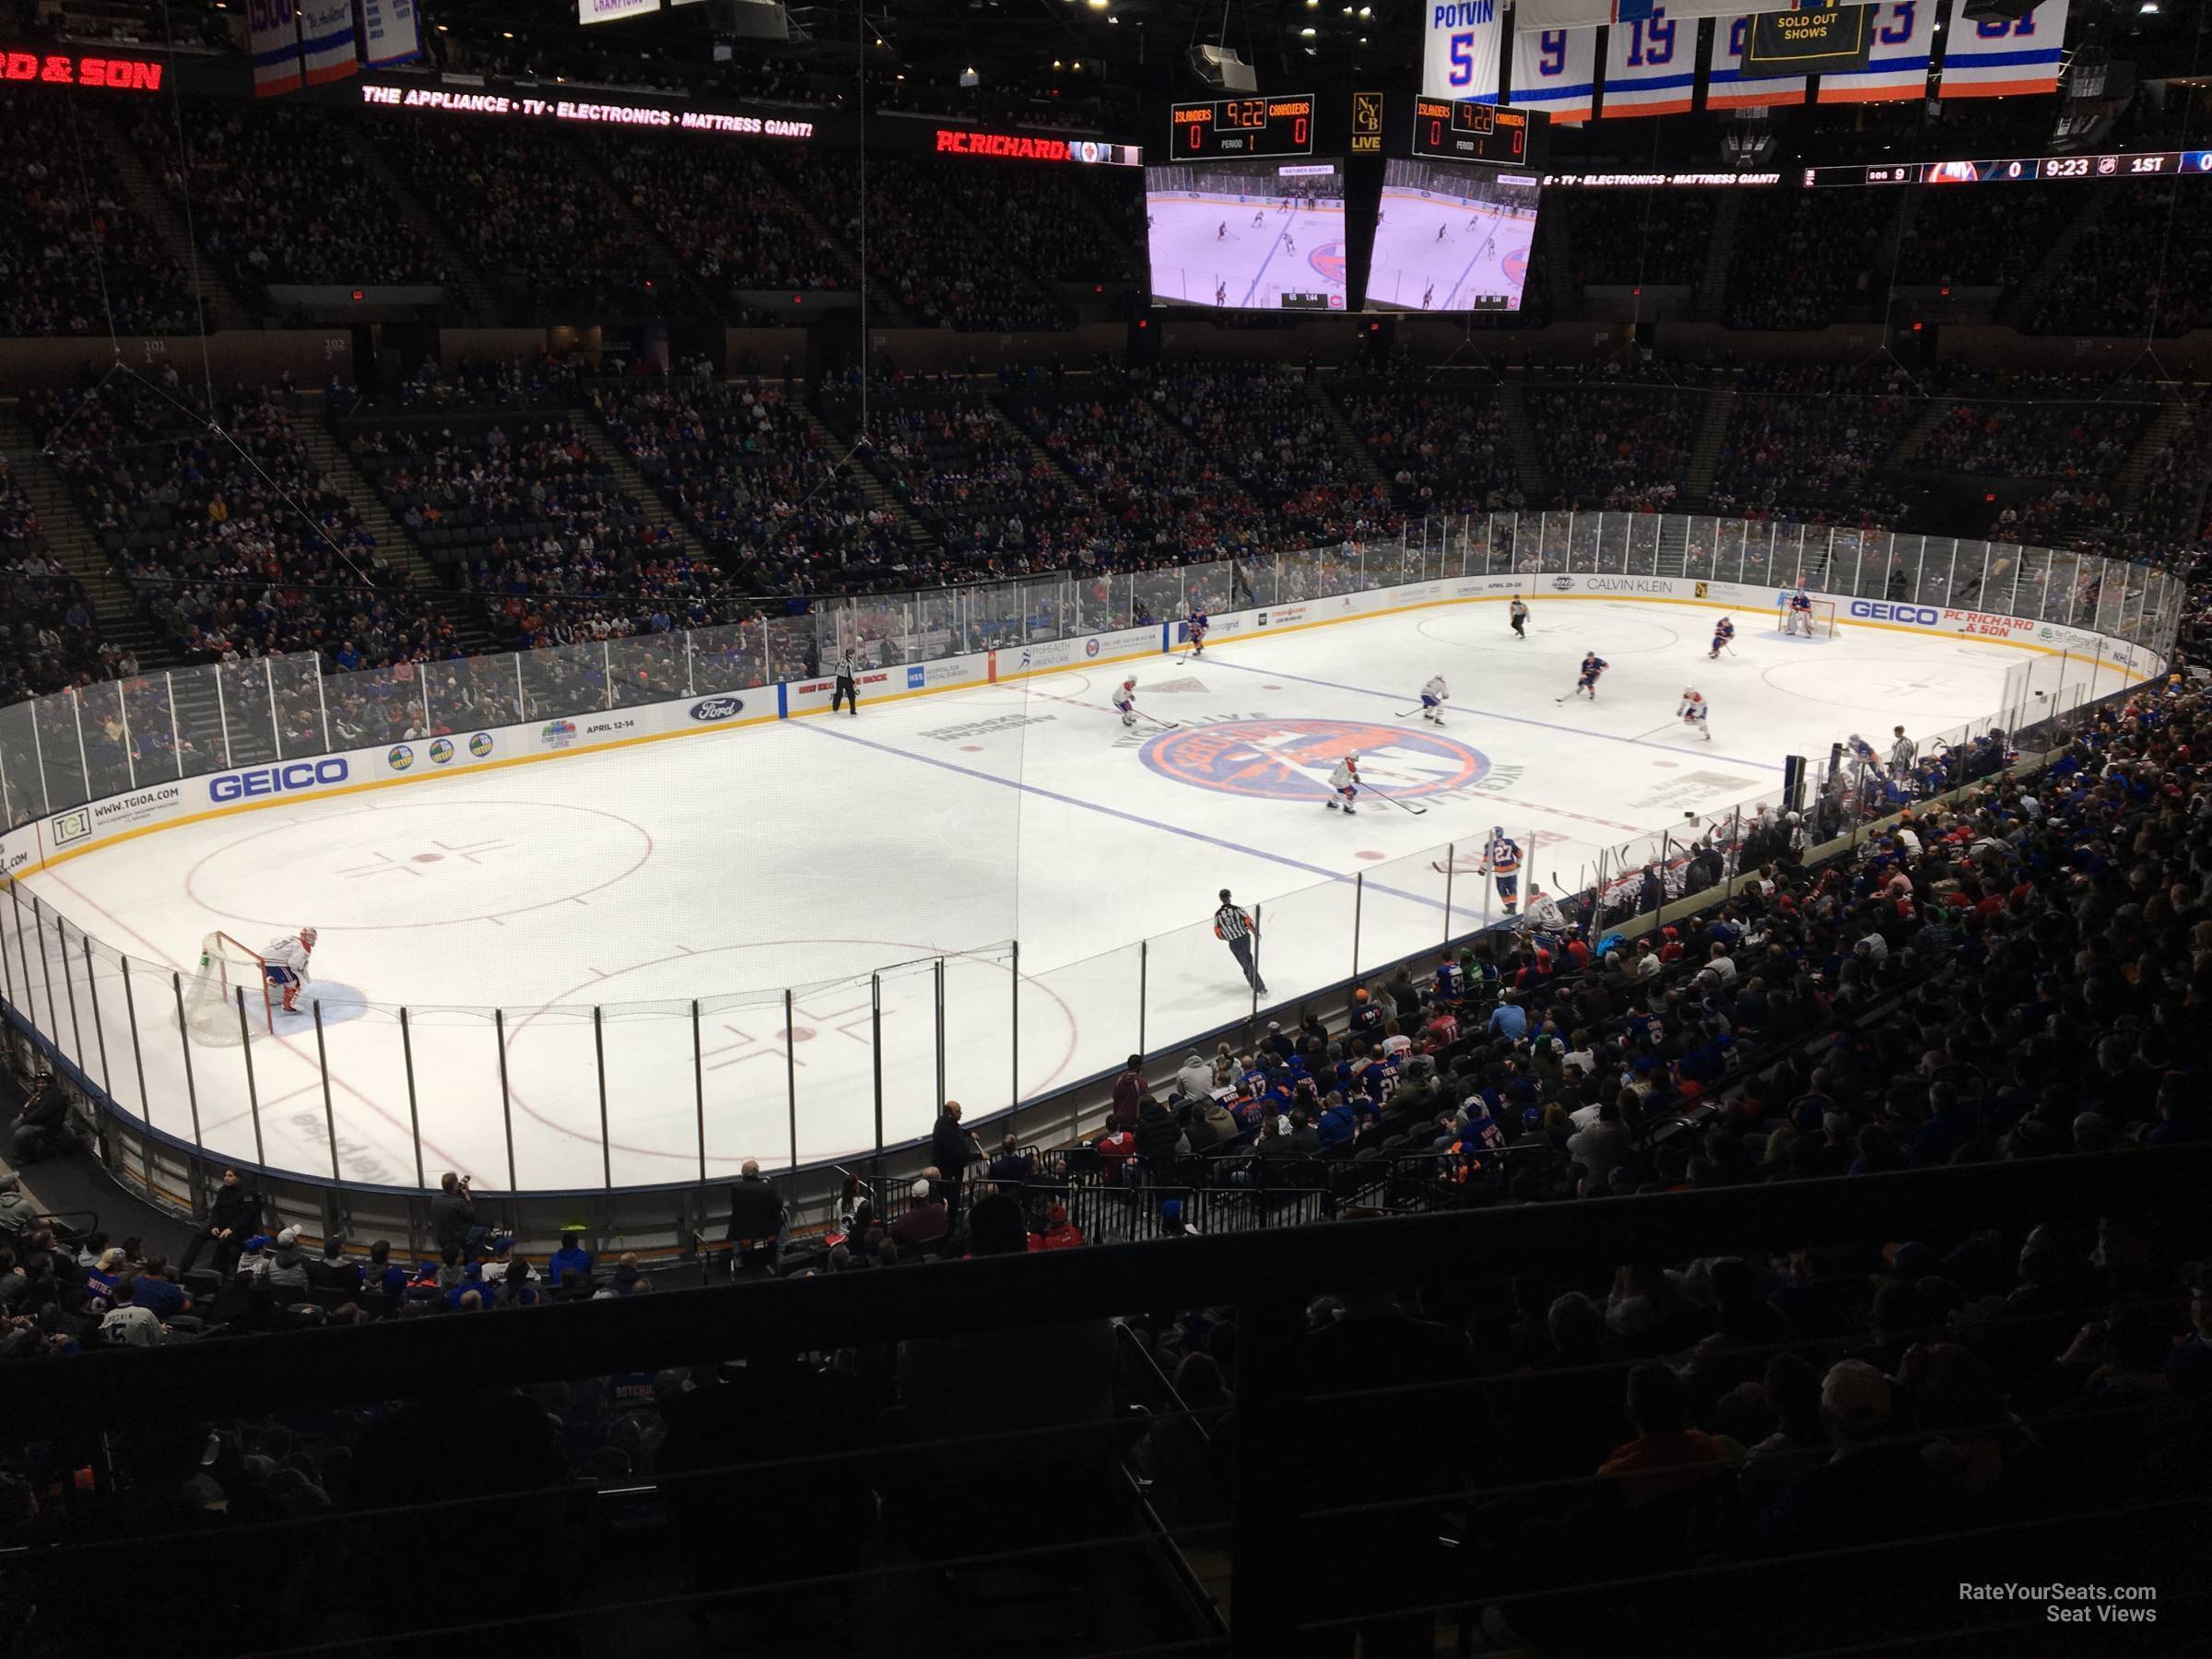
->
(0, 576, 2160, 888)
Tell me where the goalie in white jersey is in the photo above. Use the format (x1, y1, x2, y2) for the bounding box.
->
(262, 925, 318, 1014)
(1677, 689, 1712, 741)
(1418, 675, 1449, 725)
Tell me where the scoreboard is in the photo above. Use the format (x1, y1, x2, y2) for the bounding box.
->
(1409, 99, 1539, 168)
(1169, 95, 1315, 159)
(1805, 148, 2212, 188)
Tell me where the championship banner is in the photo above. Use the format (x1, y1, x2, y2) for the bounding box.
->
(1511, 25, 1597, 122)
(1598, 3, 1695, 116)
(1818, 0, 1934, 102)
(1425, 0, 1506, 101)
(1746, 4, 1874, 74)
(299, 0, 359, 85)
(1706, 11, 1807, 108)
(357, 0, 422, 69)
(250, 0, 304, 97)
(1940, 0, 2067, 99)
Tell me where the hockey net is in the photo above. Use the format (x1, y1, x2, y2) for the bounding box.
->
(180, 931, 273, 1044)
(1777, 596, 1838, 639)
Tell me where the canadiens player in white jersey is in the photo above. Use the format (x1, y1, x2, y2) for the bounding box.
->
(1708, 617, 1735, 661)
(1112, 677, 1139, 728)
(1418, 674, 1449, 725)
(262, 925, 318, 1014)
(1324, 751, 1361, 814)
(1677, 688, 1712, 741)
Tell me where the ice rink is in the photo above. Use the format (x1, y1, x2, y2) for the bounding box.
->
(1366, 186, 1535, 312)
(14, 596, 2121, 1191)
(1146, 192, 1348, 310)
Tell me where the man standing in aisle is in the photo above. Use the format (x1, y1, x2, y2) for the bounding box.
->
(1214, 888, 1267, 997)
(929, 1100, 982, 1233)
(1509, 595, 1530, 641)
(831, 647, 861, 716)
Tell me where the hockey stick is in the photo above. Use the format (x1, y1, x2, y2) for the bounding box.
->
(1393, 704, 1424, 718)
(1363, 780, 1428, 817)
(1633, 720, 1681, 742)
(1133, 709, 1182, 731)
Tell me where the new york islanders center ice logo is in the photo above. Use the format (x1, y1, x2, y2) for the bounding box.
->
(1142, 719, 1487, 802)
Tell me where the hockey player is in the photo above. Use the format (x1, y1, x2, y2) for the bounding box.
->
(1509, 595, 1529, 640)
(1844, 731, 1882, 780)
(262, 925, 317, 1015)
(1112, 677, 1139, 729)
(1218, 221, 1229, 241)
(1418, 674, 1449, 725)
(1677, 688, 1712, 741)
(1483, 830, 1522, 914)
(1560, 652, 1608, 701)
(1186, 607, 1210, 656)
(1784, 589, 1817, 637)
(1325, 751, 1361, 814)
(1708, 617, 1735, 661)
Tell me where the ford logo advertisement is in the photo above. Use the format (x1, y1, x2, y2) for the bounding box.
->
(689, 697, 746, 722)
(208, 759, 348, 803)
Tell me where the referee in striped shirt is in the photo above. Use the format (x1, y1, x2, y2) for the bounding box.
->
(1214, 889, 1267, 996)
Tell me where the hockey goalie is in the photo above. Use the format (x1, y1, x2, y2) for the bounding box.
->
(263, 925, 319, 1014)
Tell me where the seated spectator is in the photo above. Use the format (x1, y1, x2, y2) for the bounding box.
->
(889, 1182, 950, 1253)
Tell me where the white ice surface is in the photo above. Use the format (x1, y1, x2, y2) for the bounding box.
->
(16, 600, 2118, 1191)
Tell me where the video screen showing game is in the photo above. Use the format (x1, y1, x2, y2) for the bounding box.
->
(1363, 156, 1540, 313)
(1145, 159, 1348, 311)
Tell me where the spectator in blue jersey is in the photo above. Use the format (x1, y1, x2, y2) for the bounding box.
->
(547, 1230, 595, 1291)
(1347, 989, 1383, 1041)
(447, 1259, 498, 1310)
(1315, 1090, 1359, 1152)
(128, 1257, 190, 1322)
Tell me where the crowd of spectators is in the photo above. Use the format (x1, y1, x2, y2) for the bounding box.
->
(130, 103, 448, 293)
(1336, 381, 1522, 518)
(1893, 182, 2081, 295)
(0, 462, 103, 702)
(596, 133, 850, 305)
(1561, 188, 1716, 286)
(928, 163, 1137, 287)
(1710, 362, 1921, 512)
(1535, 382, 1700, 508)
(0, 102, 194, 337)
(27, 375, 452, 674)
(1006, 376, 1276, 562)
(374, 114, 670, 318)
(780, 150, 1072, 333)
(347, 417, 721, 653)
(1916, 384, 2151, 487)
(820, 387, 1096, 571)
(598, 377, 912, 594)
(1724, 188, 1899, 331)
(2030, 178, 2212, 338)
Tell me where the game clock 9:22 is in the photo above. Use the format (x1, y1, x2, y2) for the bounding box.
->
(1170, 95, 1315, 159)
